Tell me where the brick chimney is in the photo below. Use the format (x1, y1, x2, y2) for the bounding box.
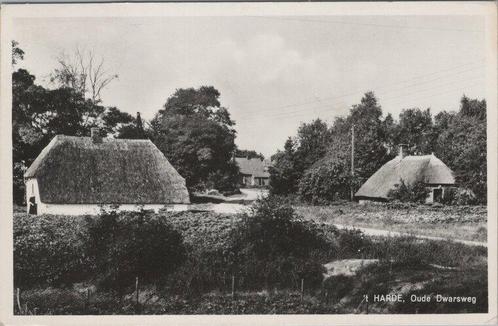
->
(399, 144, 407, 158)
(91, 127, 102, 144)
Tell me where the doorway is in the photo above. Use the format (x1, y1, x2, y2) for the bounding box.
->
(433, 188, 443, 203)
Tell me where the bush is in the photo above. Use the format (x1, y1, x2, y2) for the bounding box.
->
(86, 210, 187, 289)
(387, 179, 428, 203)
(441, 187, 478, 205)
(322, 275, 355, 302)
(227, 196, 329, 290)
(14, 214, 91, 288)
(298, 161, 351, 204)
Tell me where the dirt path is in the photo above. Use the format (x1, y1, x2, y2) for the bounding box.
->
(333, 223, 487, 247)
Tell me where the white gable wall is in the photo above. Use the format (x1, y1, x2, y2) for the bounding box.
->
(37, 203, 189, 216)
(25, 178, 40, 214)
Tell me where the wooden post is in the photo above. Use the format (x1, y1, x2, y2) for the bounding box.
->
(231, 275, 235, 299)
(16, 288, 22, 314)
(300, 278, 304, 301)
(350, 124, 355, 201)
(135, 276, 140, 314)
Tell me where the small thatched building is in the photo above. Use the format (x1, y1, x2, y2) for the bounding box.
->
(24, 130, 190, 215)
(235, 157, 271, 187)
(355, 148, 455, 203)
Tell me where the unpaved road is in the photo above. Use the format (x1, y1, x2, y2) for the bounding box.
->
(333, 223, 487, 247)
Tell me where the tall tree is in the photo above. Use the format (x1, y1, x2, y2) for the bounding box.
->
(150, 86, 238, 192)
(395, 108, 436, 155)
(342, 91, 392, 180)
(436, 96, 487, 202)
(269, 119, 331, 195)
(295, 92, 393, 202)
(50, 48, 118, 104)
(269, 138, 299, 195)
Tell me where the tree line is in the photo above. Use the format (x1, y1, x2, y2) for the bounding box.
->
(12, 41, 487, 205)
(269, 92, 487, 204)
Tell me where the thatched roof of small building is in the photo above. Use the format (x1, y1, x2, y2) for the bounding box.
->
(25, 135, 190, 204)
(355, 154, 455, 200)
(235, 157, 270, 178)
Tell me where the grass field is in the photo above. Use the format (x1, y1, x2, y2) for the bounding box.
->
(296, 202, 487, 242)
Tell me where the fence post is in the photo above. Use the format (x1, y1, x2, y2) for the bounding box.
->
(16, 288, 22, 313)
(135, 276, 140, 314)
(231, 275, 235, 300)
(300, 278, 304, 302)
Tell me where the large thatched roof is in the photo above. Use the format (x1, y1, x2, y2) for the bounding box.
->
(355, 154, 455, 200)
(25, 135, 190, 204)
(235, 157, 270, 178)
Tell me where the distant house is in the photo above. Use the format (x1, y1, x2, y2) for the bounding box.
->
(235, 157, 271, 187)
(355, 147, 455, 204)
(24, 129, 190, 215)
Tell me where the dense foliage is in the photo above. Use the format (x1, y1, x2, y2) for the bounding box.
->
(270, 119, 331, 195)
(150, 86, 239, 192)
(387, 180, 429, 204)
(270, 91, 487, 204)
(298, 156, 351, 204)
(13, 205, 488, 314)
(227, 197, 330, 290)
(14, 214, 91, 287)
(435, 97, 487, 201)
(86, 210, 187, 289)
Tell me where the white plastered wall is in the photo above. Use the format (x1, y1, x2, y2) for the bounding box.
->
(25, 178, 189, 215)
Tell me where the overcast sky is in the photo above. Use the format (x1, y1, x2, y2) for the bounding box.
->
(12, 15, 486, 157)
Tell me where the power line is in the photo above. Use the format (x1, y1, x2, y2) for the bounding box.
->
(248, 16, 483, 33)
(237, 64, 484, 121)
(237, 76, 484, 126)
(235, 60, 484, 118)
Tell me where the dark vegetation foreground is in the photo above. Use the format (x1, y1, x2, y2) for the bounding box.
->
(13, 198, 488, 314)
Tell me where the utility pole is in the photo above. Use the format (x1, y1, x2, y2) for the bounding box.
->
(351, 124, 355, 201)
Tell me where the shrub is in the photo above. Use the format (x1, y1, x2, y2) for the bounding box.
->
(440, 187, 478, 205)
(387, 179, 429, 203)
(298, 162, 351, 204)
(322, 275, 355, 302)
(86, 210, 187, 289)
(227, 196, 329, 290)
(14, 214, 91, 288)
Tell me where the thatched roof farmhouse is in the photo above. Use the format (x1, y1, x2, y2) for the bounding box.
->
(25, 129, 189, 215)
(235, 157, 271, 187)
(355, 147, 455, 203)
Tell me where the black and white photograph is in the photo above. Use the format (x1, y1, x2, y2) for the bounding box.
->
(0, 2, 496, 324)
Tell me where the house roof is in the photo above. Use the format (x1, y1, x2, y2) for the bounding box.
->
(25, 135, 190, 204)
(235, 157, 270, 178)
(355, 154, 455, 200)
